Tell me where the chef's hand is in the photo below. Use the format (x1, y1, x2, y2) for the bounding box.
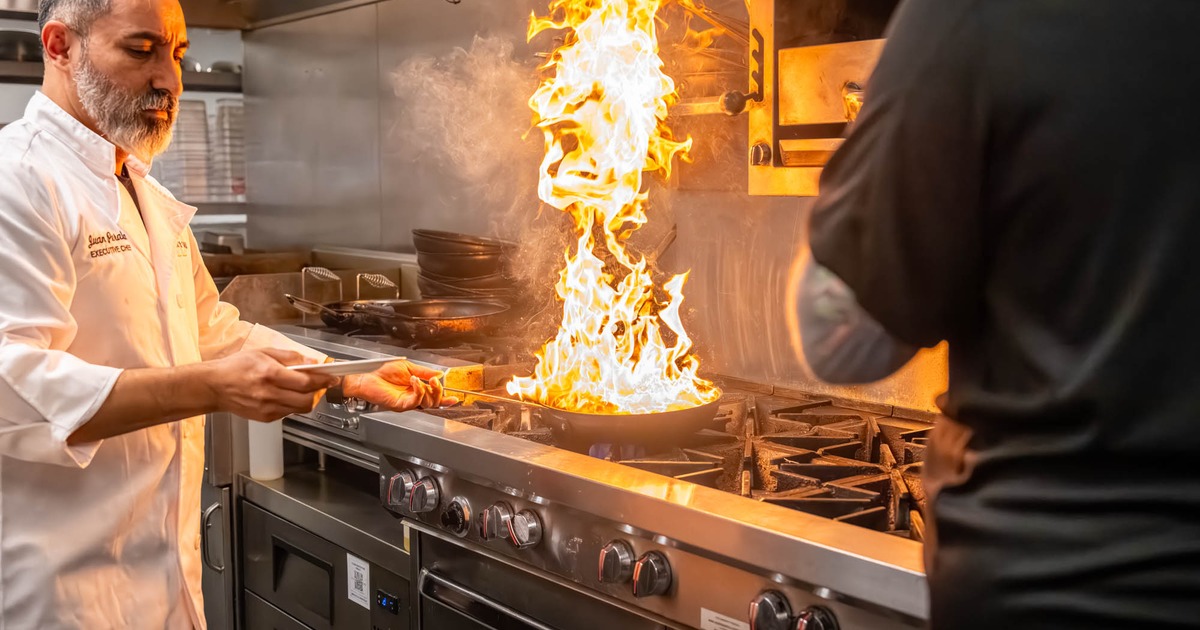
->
(342, 361, 460, 411)
(209, 349, 337, 421)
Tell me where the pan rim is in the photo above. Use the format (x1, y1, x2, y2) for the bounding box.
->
(384, 298, 510, 321)
(412, 229, 515, 249)
(536, 391, 724, 418)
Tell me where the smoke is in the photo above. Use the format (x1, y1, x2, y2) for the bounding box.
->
(390, 35, 543, 226)
(390, 35, 568, 343)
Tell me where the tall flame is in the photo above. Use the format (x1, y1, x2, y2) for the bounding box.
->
(506, 0, 720, 414)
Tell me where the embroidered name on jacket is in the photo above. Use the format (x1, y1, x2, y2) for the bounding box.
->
(87, 231, 132, 258)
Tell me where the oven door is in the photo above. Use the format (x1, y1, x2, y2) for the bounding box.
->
(419, 571, 555, 630)
(416, 527, 677, 630)
(242, 501, 410, 630)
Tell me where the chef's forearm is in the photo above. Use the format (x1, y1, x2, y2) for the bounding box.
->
(67, 363, 219, 445)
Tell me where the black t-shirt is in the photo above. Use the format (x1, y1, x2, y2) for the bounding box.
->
(809, 0, 1200, 627)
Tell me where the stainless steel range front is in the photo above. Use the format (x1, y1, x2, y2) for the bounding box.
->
(362, 395, 929, 630)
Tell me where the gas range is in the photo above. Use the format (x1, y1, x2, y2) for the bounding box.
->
(421, 387, 932, 540)
(276, 326, 931, 630)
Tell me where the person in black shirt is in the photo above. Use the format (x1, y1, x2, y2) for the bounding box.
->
(797, 1, 1200, 628)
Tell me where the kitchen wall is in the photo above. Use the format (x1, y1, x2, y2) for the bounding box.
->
(671, 190, 948, 414)
(243, 0, 545, 252)
(242, 0, 947, 412)
(0, 83, 35, 123)
(667, 92, 948, 414)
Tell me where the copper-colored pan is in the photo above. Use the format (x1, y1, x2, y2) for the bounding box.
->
(443, 387, 724, 446)
(541, 397, 723, 446)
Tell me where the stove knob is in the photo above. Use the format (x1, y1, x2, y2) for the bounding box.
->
(794, 607, 838, 630)
(408, 477, 440, 513)
(631, 551, 672, 598)
(598, 540, 635, 584)
(440, 497, 472, 537)
(384, 470, 416, 511)
(478, 502, 513, 541)
(507, 509, 543, 549)
(749, 591, 792, 630)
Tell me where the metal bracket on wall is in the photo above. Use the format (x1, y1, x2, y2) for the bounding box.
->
(749, 28, 765, 104)
(747, 0, 893, 196)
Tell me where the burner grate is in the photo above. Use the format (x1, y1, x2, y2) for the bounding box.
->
(425, 386, 931, 538)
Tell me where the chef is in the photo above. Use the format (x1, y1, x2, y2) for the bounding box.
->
(0, 0, 450, 627)
(796, 0, 1200, 628)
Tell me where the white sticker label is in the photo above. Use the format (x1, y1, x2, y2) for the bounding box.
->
(701, 608, 750, 630)
(347, 554, 371, 610)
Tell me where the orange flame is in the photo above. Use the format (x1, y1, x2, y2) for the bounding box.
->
(506, 0, 720, 414)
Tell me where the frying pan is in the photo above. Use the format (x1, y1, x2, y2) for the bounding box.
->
(284, 294, 410, 331)
(442, 386, 724, 446)
(540, 397, 724, 446)
(355, 299, 509, 342)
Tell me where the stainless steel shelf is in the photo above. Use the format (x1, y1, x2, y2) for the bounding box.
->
(190, 201, 248, 216)
(0, 10, 36, 21)
(0, 60, 242, 92)
(0, 60, 39, 85)
(180, 70, 243, 93)
(2, 4, 246, 30)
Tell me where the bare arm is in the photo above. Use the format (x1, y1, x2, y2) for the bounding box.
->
(69, 363, 218, 444)
(68, 349, 338, 445)
(798, 261, 918, 384)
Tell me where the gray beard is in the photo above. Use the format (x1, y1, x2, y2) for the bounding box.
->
(74, 51, 178, 162)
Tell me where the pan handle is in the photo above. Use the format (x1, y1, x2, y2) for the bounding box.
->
(285, 294, 335, 316)
(353, 302, 398, 317)
(354, 302, 424, 322)
(441, 387, 549, 409)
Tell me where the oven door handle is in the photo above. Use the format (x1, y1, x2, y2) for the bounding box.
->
(200, 501, 224, 572)
(419, 569, 557, 630)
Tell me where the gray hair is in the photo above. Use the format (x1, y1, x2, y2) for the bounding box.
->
(38, 0, 113, 35)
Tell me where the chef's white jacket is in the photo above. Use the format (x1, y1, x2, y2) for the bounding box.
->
(0, 92, 318, 629)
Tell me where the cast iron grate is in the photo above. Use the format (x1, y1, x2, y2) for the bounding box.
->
(424, 391, 932, 539)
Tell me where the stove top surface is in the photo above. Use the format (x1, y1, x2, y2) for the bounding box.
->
(283, 326, 932, 539)
(423, 389, 932, 539)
